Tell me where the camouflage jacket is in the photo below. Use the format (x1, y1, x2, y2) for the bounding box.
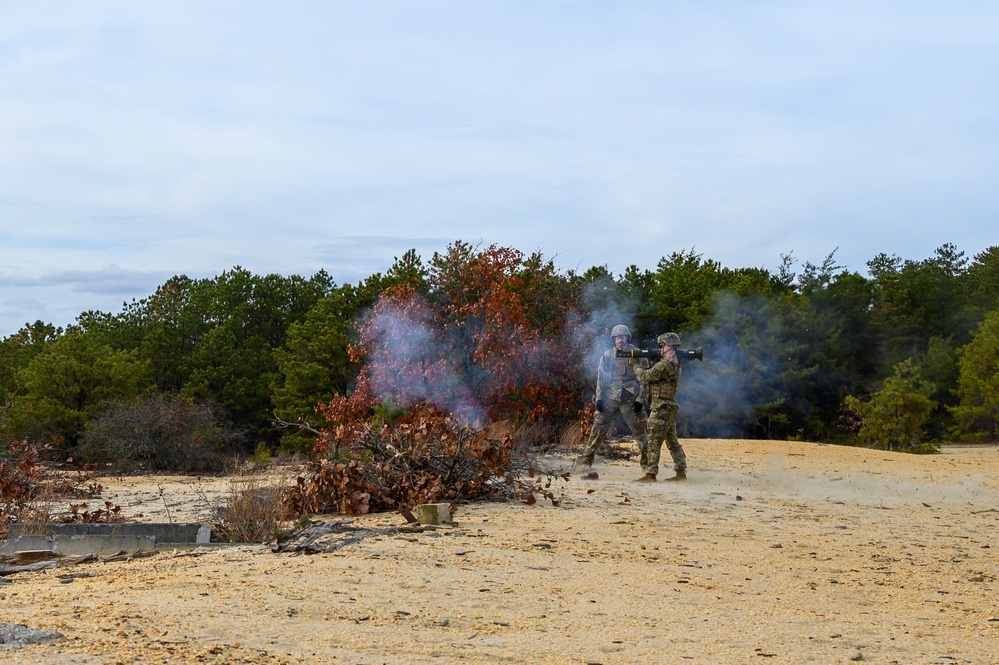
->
(595, 345, 648, 403)
(633, 355, 681, 405)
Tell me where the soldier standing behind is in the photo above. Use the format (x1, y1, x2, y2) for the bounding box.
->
(631, 332, 687, 482)
(575, 324, 649, 479)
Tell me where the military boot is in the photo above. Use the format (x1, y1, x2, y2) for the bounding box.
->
(663, 469, 687, 482)
(572, 458, 599, 480)
(633, 473, 657, 483)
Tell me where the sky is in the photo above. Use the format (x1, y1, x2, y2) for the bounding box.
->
(2, 2, 997, 337)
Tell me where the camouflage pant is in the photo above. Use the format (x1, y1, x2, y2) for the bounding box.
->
(642, 402, 686, 476)
(581, 396, 647, 465)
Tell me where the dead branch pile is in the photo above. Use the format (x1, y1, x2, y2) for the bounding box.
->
(281, 403, 515, 517)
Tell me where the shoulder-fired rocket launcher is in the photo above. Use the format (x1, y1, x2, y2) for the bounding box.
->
(615, 347, 704, 362)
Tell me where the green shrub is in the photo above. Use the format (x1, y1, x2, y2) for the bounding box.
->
(844, 359, 937, 451)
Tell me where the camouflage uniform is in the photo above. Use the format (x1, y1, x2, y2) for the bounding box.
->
(632, 336, 687, 477)
(580, 344, 649, 466)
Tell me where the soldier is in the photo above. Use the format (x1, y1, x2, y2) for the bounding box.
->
(575, 324, 649, 479)
(631, 332, 687, 482)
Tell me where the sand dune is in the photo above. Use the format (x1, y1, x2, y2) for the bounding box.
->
(2, 438, 998, 664)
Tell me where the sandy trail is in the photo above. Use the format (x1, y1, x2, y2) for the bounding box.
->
(2, 438, 998, 664)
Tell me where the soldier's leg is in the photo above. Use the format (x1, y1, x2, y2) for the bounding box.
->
(620, 401, 650, 469)
(643, 414, 666, 477)
(580, 426, 602, 466)
(663, 404, 686, 471)
(620, 401, 648, 443)
(581, 404, 617, 465)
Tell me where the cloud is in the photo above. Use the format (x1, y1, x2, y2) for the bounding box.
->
(0, 265, 179, 334)
(0, 264, 172, 296)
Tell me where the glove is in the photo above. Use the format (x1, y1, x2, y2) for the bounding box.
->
(595, 399, 605, 413)
(633, 401, 644, 414)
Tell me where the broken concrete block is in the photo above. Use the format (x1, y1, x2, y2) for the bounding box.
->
(414, 503, 453, 525)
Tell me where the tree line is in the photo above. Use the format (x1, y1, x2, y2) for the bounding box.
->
(2, 241, 998, 464)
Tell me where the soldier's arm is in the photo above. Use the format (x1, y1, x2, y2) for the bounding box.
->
(634, 357, 677, 383)
(633, 361, 661, 383)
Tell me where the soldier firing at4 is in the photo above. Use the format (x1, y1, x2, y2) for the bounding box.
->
(630, 332, 688, 482)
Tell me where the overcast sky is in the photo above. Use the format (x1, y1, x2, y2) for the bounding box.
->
(2, 2, 997, 337)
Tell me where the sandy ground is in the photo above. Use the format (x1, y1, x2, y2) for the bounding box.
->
(2, 438, 998, 664)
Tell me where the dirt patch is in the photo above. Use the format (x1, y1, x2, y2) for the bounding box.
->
(2, 439, 998, 664)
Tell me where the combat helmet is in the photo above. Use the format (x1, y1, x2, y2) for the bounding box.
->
(657, 332, 681, 347)
(610, 324, 631, 339)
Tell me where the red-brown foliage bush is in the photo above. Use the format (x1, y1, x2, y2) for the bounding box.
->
(0, 436, 47, 538)
(327, 243, 590, 436)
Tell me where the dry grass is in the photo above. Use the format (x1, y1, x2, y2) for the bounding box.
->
(6, 485, 57, 535)
(211, 470, 293, 543)
(558, 422, 585, 450)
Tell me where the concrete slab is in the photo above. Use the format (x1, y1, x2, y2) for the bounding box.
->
(5, 522, 208, 544)
(53, 535, 157, 556)
(1, 535, 156, 557)
(0, 535, 50, 555)
(1, 522, 211, 557)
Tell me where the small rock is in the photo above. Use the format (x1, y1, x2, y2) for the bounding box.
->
(0, 623, 65, 647)
(851, 652, 864, 661)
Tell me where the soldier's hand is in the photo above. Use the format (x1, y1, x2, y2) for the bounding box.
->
(633, 401, 644, 414)
(595, 399, 605, 413)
